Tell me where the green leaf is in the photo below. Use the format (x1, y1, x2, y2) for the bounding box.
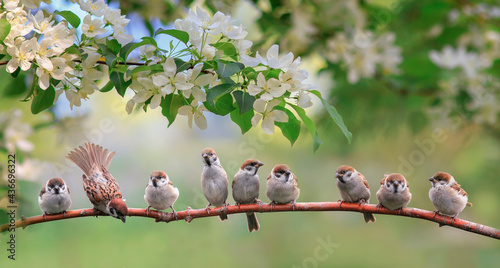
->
(230, 108, 254, 134)
(274, 106, 301, 146)
(212, 42, 238, 60)
(100, 80, 114, 92)
(232, 91, 255, 114)
(160, 94, 186, 126)
(0, 19, 11, 43)
(310, 90, 352, 143)
(289, 104, 322, 152)
(55, 10, 81, 28)
(127, 64, 164, 77)
(104, 52, 116, 68)
(123, 37, 158, 60)
(31, 85, 55, 114)
(206, 83, 240, 106)
(174, 58, 191, 72)
(110, 71, 131, 97)
(204, 93, 235, 116)
(217, 60, 244, 78)
(155, 29, 190, 44)
(106, 39, 121, 54)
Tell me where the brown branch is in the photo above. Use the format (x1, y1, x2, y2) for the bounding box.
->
(1, 202, 498, 239)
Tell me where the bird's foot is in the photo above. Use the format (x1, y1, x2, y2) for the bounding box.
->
(171, 206, 178, 220)
(291, 200, 297, 211)
(145, 206, 151, 217)
(205, 203, 211, 214)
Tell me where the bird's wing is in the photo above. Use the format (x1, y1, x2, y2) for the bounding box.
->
(451, 182, 468, 197)
(360, 173, 370, 189)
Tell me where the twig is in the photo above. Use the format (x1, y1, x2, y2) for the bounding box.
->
(1, 202, 498, 239)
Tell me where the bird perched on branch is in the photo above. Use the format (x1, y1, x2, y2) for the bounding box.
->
(38, 177, 72, 219)
(66, 143, 128, 223)
(428, 172, 472, 218)
(144, 170, 179, 218)
(266, 164, 300, 209)
(232, 159, 264, 232)
(376, 173, 412, 211)
(335, 165, 376, 223)
(201, 147, 229, 221)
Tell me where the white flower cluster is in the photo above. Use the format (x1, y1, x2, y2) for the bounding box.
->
(126, 56, 217, 129)
(326, 30, 402, 84)
(1, 0, 133, 109)
(126, 7, 314, 134)
(429, 27, 500, 125)
(0, 109, 34, 152)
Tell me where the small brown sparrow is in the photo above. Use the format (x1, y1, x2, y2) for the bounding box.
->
(428, 172, 472, 218)
(66, 143, 128, 223)
(266, 164, 300, 209)
(144, 171, 179, 217)
(232, 159, 264, 232)
(335, 165, 376, 223)
(201, 147, 229, 221)
(376, 173, 412, 211)
(38, 177, 72, 218)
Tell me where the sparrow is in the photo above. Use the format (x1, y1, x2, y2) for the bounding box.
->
(266, 164, 300, 209)
(38, 177, 72, 218)
(376, 173, 412, 211)
(232, 159, 264, 232)
(144, 170, 179, 217)
(428, 172, 472, 218)
(335, 165, 376, 223)
(201, 147, 229, 221)
(66, 143, 128, 223)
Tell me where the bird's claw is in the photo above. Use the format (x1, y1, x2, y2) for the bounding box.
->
(171, 206, 178, 220)
(291, 200, 297, 211)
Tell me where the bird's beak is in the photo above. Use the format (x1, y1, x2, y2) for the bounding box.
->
(54, 185, 60, 194)
(152, 177, 158, 187)
(202, 153, 208, 158)
(428, 177, 434, 182)
(285, 170, 291, 175)
(121, 216, 126, 223)
(257, 162, 264, 167)
(334, 173, 339, 178)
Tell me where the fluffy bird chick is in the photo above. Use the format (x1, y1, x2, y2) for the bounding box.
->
(266, 164, 300, 209)
(335, 165, 376, 223)
(38, 177, 72, 218)
(201, 147, 229, 221)
(428, 172, 472, 218)
(66, 143, 128, 223)
(376, 173, 412, 211)
(144, 171, 179, 218)
(232, 159, 264, 232)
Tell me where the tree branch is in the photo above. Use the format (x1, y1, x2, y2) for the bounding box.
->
(1, 202, 498, 239)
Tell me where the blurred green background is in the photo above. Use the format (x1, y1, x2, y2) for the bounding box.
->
(1, 0, 500, 267)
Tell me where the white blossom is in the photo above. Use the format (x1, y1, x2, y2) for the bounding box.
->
(248, 72, 289, 101)
(178, 100, 208, 130)
(251, 99, 288, 134)
(28, 10, 54, 34)
(79, 0, 107, 17)
(6, 38, 35, 72)
(82, 15, 107, 37)
(256, 44, 294, 69)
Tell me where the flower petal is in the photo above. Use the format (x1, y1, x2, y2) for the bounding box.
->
(270, 110, 288, 123)
(251, 113, 262, 127)
(261, 116, 275, 134)
(253, 98, 266, 113)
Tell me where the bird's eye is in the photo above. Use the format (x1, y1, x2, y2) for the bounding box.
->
(436, 177, 441, 181)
